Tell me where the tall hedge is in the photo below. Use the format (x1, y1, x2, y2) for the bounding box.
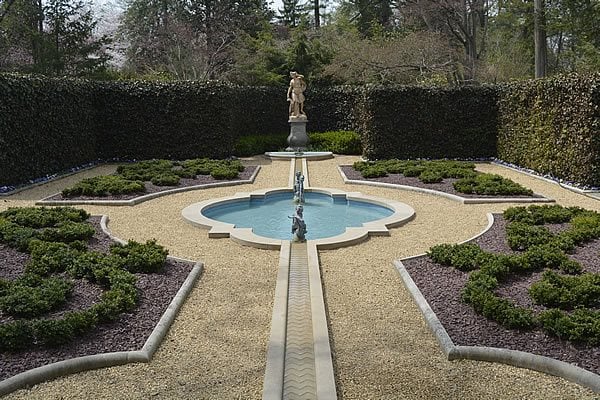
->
(497, 74, 600, 186)
(305, 85, 361, 133)
(0, 75, 97, 186)
(93, 81, 239, 160)
(358, 85, 499, 160)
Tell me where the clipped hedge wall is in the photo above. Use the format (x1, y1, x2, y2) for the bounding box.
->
(359, 85, 499, 160)
(0, 75, 97, 186)
(94, 81, 237, 160)
(497, 74, 600, 186)
(305, 85, 361, 133)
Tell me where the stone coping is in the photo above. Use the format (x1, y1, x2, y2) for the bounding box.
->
(181, 187, 415, 250)
(265, 151, 333, 160)
(35, 166, 261, 206)
(0, 215, 204, 397)
(393, 212, 600, 394)
(338, 166, 555, 204)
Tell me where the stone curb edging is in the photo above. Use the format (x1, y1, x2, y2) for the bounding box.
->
(35, 166, 261, 207)
(392, 213, 600, 394)
(337, 166, 554, 204)
(0, 216, 204, 397)
(491, 161, 600, 195)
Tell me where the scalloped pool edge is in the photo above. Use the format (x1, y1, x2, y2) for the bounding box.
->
(181, 187, 415, 250)
(0, 215, 204, 397)
(393, 212, 600, 394)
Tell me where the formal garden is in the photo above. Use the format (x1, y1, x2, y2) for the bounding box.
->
(0, 73, 600, 398)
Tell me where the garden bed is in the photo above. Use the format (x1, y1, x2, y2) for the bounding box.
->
(340, 165, 545, 199)
(0, 216, 194, 381)
(402, 214, 600, 375)
(42, 166, 258, 202)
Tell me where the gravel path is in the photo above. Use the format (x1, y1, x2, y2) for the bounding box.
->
(1, 156, 599, 399)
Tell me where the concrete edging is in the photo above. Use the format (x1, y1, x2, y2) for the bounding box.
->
(0, 216, 204, 397)
(392, 213, 600, 394)
(337, 166, 554, 204)
(35, 166, 261, 207)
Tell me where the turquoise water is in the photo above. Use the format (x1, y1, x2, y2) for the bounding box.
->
(202, 191, 393, 240)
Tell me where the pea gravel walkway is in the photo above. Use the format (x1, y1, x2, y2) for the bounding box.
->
(1, 156, 598, 399)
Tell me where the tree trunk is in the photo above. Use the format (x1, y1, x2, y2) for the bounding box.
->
(314, 0, 320, 28)
(534, 0, 546, 78)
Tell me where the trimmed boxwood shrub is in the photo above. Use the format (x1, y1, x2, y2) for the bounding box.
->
(0, 275, 73, 318)
(529, 270, 600, 309)
(452, 173, 533, 196)
(109, 239, 168, 273)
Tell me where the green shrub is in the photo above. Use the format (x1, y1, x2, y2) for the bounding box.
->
(427, 243, 486, 271)
(402, 165, 426, 177)
(117, 159, 175, 181)
(419, 169, 444, 183)
(308, 130, 362, 154)
(38, 221, 95, 243)
(33, 318, 76, 347)
(453, 173, 533, 196)
(110, 239, 168, 273)
(62, 175, 146, 197)
(361, 166, 388, 178)
(211, 166, 239, 180)
(0, 218, 36, 251)
(0, 207, 89, 228)
(0, 276, 73, 318)
(150, 173, 180, 186)
(234, 133, 288, 156)
(530, 270, 600, 309)
(503, 205, 578, 225)
(539, 308, 600, 345)
(0, 320, 35, 351)
(506, 222, 553, 251)
(26, 241, 81, 275)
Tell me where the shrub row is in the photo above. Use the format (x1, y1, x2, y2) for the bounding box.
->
(61, 158, 244, 198)
(354, 159, 532, 195)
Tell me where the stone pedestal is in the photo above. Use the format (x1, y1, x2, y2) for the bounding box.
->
(286, 117, 309, 151)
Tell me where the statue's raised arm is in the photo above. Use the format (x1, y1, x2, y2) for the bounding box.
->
(287, 71, 307, 119)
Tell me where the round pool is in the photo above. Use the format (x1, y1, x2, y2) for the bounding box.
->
(201, 191, 394, 240)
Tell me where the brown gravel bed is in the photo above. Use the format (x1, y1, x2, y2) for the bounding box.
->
(44, 166, 258, 201)
(340, 165, 544, 199)
(402, 213, 600, 375)
(0, 216, 195, 382)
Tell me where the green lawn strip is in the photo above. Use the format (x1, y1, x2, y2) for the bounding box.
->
(353, 159, 533, 196)
(0, 206, 169, 351)
(426, 204, 600, 345)
(61, 158, 245, 198)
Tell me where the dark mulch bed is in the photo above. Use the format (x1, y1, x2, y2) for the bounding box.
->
(402, 214, 600, 375)
(44, 166, 258, 201)
(0, 216, 195, 381)
(340, 165, 543, 199)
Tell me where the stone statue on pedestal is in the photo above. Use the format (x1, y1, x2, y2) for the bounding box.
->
(287, 71, 307, 119)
